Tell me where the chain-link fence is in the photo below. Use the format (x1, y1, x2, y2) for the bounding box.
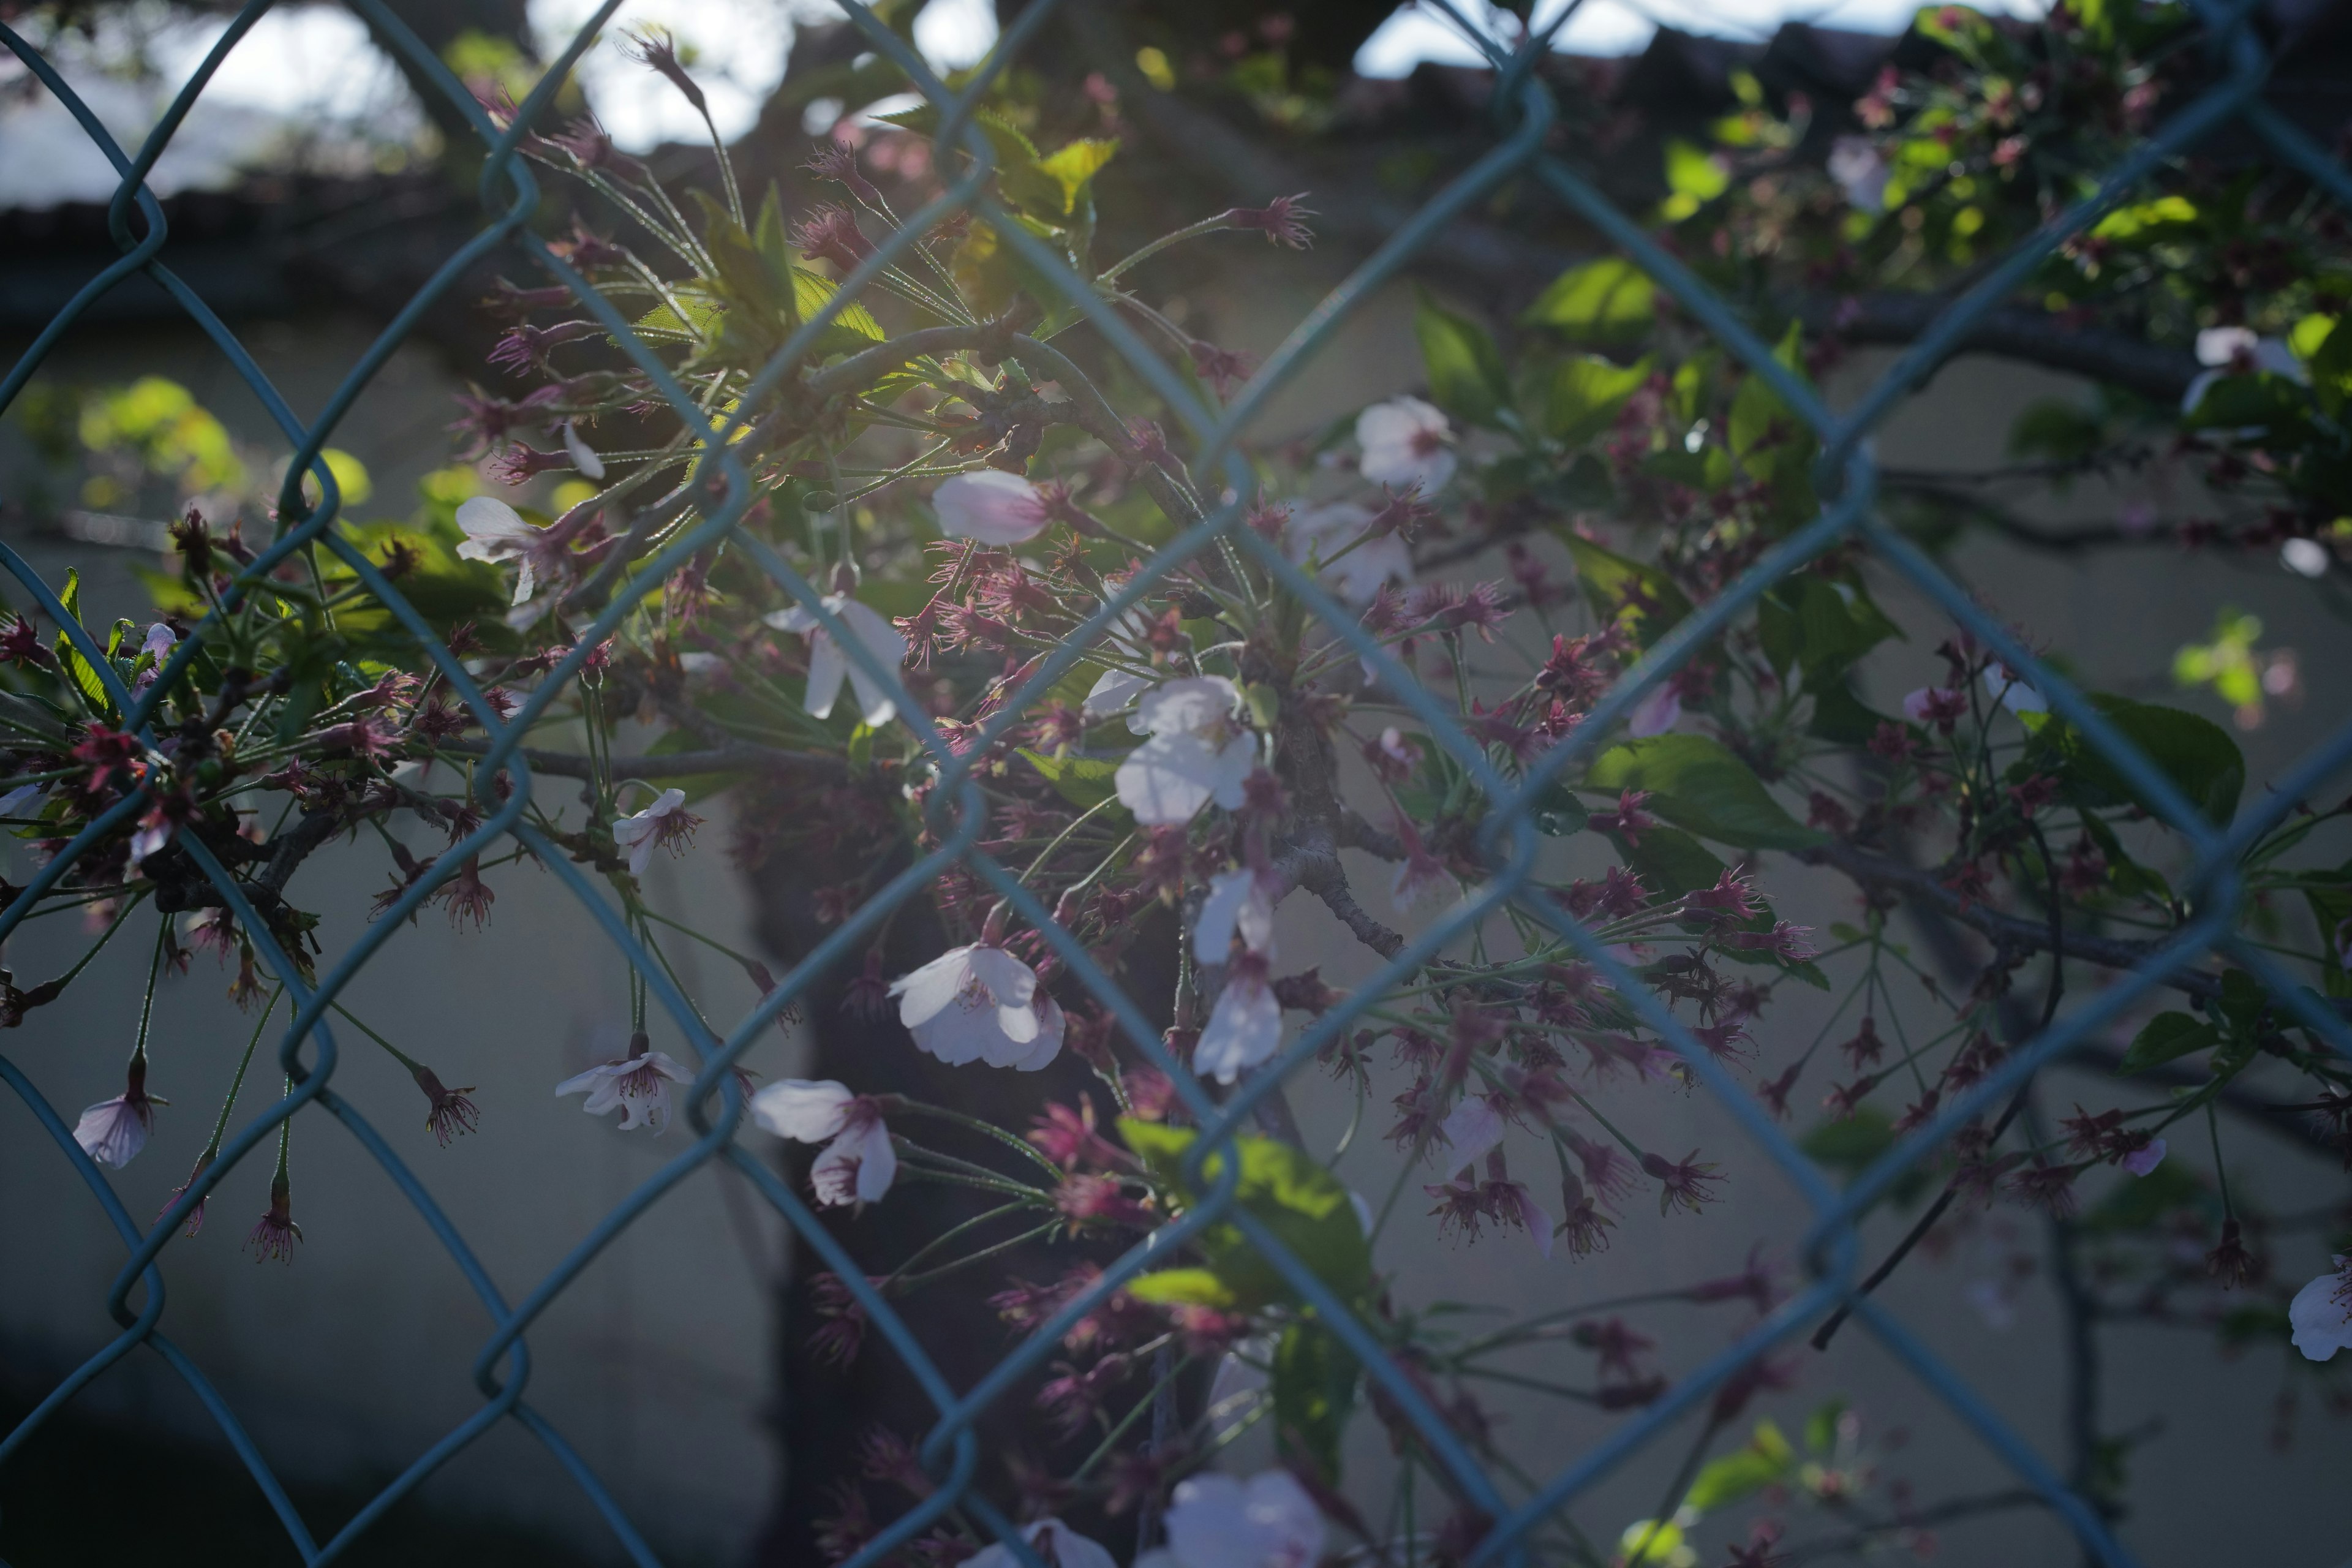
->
(1, 1, 2348, 1564)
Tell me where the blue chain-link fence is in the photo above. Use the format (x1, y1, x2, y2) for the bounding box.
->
(1, 1, 2347, 1564)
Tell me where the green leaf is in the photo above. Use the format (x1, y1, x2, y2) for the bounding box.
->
(1556, 533, 1690, 646)
(1661, 137, 1730, 220)
(880, 104, 1065, 219)
(1543, 355, 1651, 444)
(2089, 195, 2199, 243)
(1519, 257, 1655, 347)
(2117, 1011, 2220, 1073)
(1805, 678, 1887, 745)
(2019, 696, 2244, 827)
(1531, 778, 1589, 837)
(1118, 1120, 1371, 1310)
(1802, 1109, 1930, 1205)
(1609, 823, 1725, 900)
(1804, 1399, 1848, 1455)
(50, 570, 115, 721)
(1036, 137, 1119, 214)
(1682, 1421, 1794, 1513)
(1414, 288, 1512, 427)
(1272, 1317, 1358, 1485)
(2079, 1159, 2209, 1234)
(1124, 1267, 1237, 1308)
(1020, 747, 1125, 810)
(1758, 576, 1899, 684)
(1587, 735, 1822, 850)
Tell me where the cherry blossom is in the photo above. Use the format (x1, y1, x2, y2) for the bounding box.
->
(934, 469, 1049, 544)
(750, 1078, 897, 1207)
(1196, 867, 1277, 963)
(1828, 135, 1890, 212)
(1137, 1469, 1327, 1568)
(891, 943, 1066, 1069)
(1115, 676, 1257, 826)
(764, 594, 908, 725)
(1084, 665, 1154, 721)
(132, 622, 176, 693)
(2121, 1137, 2166, 1177)
(0, 780, 45, 817)
(1356, 395, 1455, 494)
(1981, 662, 2046, 714)
(555, 1047, 693, 1133)
(1435, 1095, 1505, 1174)
(967, 1519, 1117, 1568)
(612, 787, 701, 876)
(2289, 1257, 2352, 1362)
(2182, 326, 2307, 414)
(73, 1070, 161, 1168)
(1627, 682, 1681, 737)
(1196, 956, 1281, 1085)
(558, 420, 606, 479)
(454, 496, 547, 605)
(1283, 500, 1414, 606)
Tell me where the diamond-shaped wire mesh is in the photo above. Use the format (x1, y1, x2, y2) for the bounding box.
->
(2, 1, 2349, 1565)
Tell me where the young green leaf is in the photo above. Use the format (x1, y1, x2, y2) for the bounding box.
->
(1587, 735, 1823, 850)
(1413, 288, 1513, 427)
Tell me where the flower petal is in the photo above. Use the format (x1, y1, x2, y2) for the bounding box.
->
(891, 946, 975, 1028)
(749, 1078, 854, 1143)
(1196, 979, 1282, 1085)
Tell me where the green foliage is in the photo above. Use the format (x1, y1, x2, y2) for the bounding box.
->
(1119, 1120, 1371, 1311)
(1801, 1107, 1930, 1206)
(2018, 696, 2244, 827)
(1020, 747, 1124, 809)
(1272, 1317, 1358, 1483)
(1683, 1421, 1795, 1512)
(1520, 257, 1656, 347)
(1558, 533, 1691, 646)
(1587, 735, 1822, 850)
(1543, 355, 1651, 445)
(2117, 1011, 2218, 1072)
(1414, 289, 1513, 428)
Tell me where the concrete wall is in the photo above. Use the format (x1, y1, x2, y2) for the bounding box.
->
(3, 284, 2349, 1567)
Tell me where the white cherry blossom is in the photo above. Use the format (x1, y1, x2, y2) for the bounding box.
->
(1436, 1095, 1504, 1175)
(764, 594, 908, 726)
(1828, 135, 1890, 213)
(2181, 325, 2308, 415)
(612, 787, 697, 876)
(1627, 682, 1681, 737)
(891, 943, 1065, 1070)
(454, 496, 546, 605)
(1116, 676, 1257, 826)
(1140, 1469, 1327, 1568)
(559, 420, 606, 479)
(967, 1520, 1117, 1568)
(2290, 1257, 2352, 1362)
(1357, 395, 1455, 494)
(1982, 663, 2046, 714)
(2121, 1137, 2166, 1177)
(73, 1082, 159, 1168)
(556, 1049, 693, 1133)
(935, 469, 1049, 544)
(1196, 960, 1281, 1085)
(1196, 867, 1277, 963)
(750, 1078, 897, 1207)
(1083, 665, 1155, 722)
(1283, 499, 1414, 606)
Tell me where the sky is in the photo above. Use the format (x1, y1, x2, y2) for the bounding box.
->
(2, 0, 2054, 205)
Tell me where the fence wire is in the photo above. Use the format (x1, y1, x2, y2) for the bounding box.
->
(1, 2, 2348, 1566)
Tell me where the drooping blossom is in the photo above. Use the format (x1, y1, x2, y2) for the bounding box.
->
(1282, 500, 1414, 606)
(1626, 680, 1681, 737)
(1903, 685, 1967, 731)
(73, 1061, 161, 1168)
(132, 622, 177, 693)
(967, 1519, 1118, 1568)
(934, 469, 1049, 545)
(2121, 1137, 2167, 1177)
(750, 1078, 897, 1207)
(0, 780, 47, 818)
(555, 1044, 693, 1133)
(1196, 867, 1277, 963)
(1982, 662, 2046, 714)
(2290, 1257, 2352, 1362)
(891, 943, 1066, 1070)
(558, 420, 606, 479)
(1196, 954, 1280, 1085)
(764, 594, 908, 725)
(1828, 135, 1890, 212)
(1434, 1095, 1505, 1174)
(1115, 676, 1257, 826)
(2182, 325, 2307, 414)
(1083, 665, 1154, 721)
(1389, 817, 1455, 914)
(612, 787, 702, 876)
(1357, 395, 1454, 494)
(454, 496, 548, 605)
(1137, 1469, 1327, 1568)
